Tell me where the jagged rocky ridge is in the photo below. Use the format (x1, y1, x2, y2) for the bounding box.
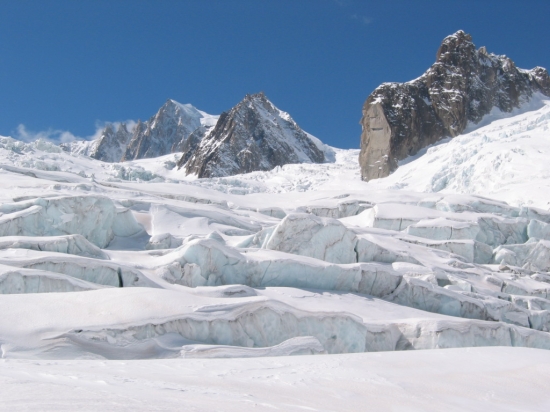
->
(68, 94, 328, 179)
(87, 100, 218, 162)
(178, 92, 328, 178)
(359, 30, 550, 181)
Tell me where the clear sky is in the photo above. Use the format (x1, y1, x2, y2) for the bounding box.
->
(2, 0, 550, 148)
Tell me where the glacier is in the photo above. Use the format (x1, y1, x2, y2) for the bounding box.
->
(1, 97, 550, 410)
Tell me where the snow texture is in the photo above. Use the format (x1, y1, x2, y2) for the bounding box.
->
(1, 96, 550, 409)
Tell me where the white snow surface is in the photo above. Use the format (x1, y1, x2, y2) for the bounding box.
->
(372, 96, 550, 208)
(1, 347, 550, 411)
(1, 100, 550, 409)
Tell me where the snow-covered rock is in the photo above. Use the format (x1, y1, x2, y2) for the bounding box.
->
(181, 92, 330, 178)
(90, 100, 218, 162)
(90, 123, 132, 163)
(359, 30, 550, 181)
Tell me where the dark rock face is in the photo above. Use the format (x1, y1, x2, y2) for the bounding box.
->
(122, 100, 206, 161)
(175, 126, 208, 169)
(91, 100, 216, 163)
(180, 92, 326, 178)
(90, 123, 132, 163)
(359, 30, 550, 181)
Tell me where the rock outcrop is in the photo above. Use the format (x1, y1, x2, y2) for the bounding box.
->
(90, 100, 218, 162)
(179, 92, 327, 178)
(122, 100, 216, 161)
(90, 123, 132, 162)
(359, 30, 550, 181)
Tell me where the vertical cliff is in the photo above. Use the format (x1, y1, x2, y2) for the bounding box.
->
(359, 30, 550, 181)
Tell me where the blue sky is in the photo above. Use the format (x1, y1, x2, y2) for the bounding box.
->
(2, 0, 550, 148)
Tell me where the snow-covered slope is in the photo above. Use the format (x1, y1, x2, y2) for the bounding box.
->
(1, 99, 550, 409)
(2, 347, 550, 411)
(371, 95, 550, 208)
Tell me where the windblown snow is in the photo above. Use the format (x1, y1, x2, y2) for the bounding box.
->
(1, 98, 550, 411)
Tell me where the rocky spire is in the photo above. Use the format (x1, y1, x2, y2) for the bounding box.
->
(359, 30, 550, 181)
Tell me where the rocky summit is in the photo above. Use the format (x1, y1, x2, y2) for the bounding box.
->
(90, 99, 218, 162)
(179, 92, 327, 178)
(89, 123, 132, 163)
(359, 30, 550, 182)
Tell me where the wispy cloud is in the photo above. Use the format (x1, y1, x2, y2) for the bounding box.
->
(351, 13, 372, 25)
(12, 120, 137, 144)
(331, 0, 372, 25)
(14, 124, 79, 144)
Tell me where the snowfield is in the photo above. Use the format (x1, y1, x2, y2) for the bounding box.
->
(2, 347, 550, 411)
(1, 99, 550, 410)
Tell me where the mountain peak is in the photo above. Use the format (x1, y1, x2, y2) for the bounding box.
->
(359, 31, 550, 182)
(90, 100, 216, 163)
(436, 30, 475, 63)
(244, 91, 266, 100)
(179, 93, 327, 178)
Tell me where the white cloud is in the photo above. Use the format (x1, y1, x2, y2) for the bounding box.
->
(13, 120, 137, 144)
(14, 124, 79, 144)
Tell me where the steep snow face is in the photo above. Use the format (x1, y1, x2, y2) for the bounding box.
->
(182, 92, 330, 178)
(371, 97, 550, 208)
(87, 100, 218, 163)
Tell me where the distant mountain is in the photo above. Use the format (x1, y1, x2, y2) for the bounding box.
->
(59, 139, 96, 157)
(179, 92, 329, 178)
(359, 30, 550, 181)
(87, 100, 218, 162)
(90, 123, 132, 162)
